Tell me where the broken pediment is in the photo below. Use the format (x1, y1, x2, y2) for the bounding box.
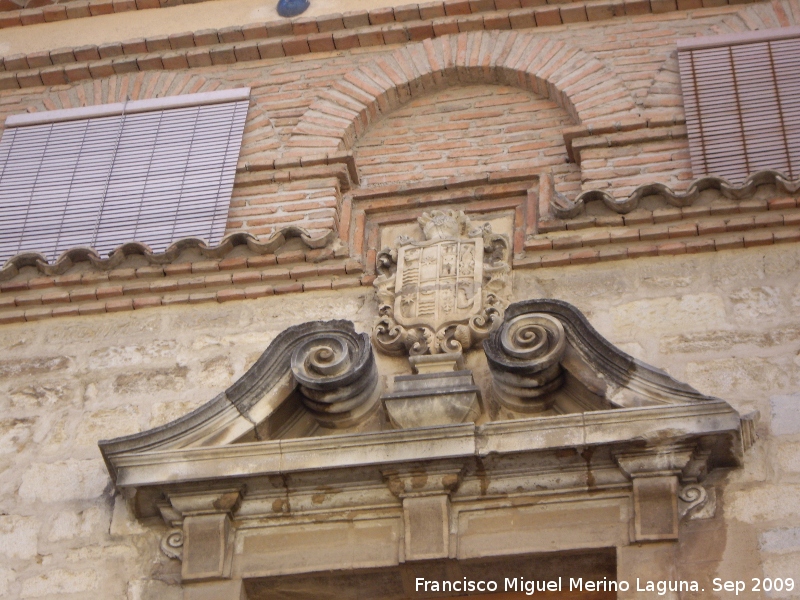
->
(99, 299, 751, 510)
(98, 299, 752, 592)
(99, 299, 731, 460)
(483, 298, 717, 416)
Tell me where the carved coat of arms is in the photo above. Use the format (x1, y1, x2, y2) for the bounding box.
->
(373, 210, 510, 355)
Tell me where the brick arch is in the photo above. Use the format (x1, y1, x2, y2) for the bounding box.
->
(286, 30, 639, 158)
(29, 72, 228, 112)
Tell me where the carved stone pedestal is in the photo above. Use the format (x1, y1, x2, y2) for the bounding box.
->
(382, 353, 481, 429)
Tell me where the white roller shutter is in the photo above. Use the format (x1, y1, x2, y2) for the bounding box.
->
(678, 27, 800, 183)
(0, 88, 249, 264)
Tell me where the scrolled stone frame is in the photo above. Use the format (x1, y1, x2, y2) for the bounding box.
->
(373, 209, 511, 356)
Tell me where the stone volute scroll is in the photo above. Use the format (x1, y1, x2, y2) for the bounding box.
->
(483, 312, 567, 413)
(290, 329, 379, 428)
(373, 209, 511, 356)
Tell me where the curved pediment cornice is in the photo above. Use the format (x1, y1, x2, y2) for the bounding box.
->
(99, 300, 751, 521)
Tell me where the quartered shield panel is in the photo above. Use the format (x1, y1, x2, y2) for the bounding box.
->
(394, 238, 484, 330)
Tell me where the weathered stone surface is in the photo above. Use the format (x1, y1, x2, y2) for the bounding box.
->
(638, 258, 702, 290)
(0, 356, 71, 380)
(89, 341, 178, 368)
(610, 294, 727, 336)
(7, 383, 80, 409)
(760, 526, 800, 553)
(776, 442, 800, 477)
(47, 505, 110, 542)
(710, 252, 766, 287)
(126, 579, 183, 600)
(109, 494, 147, 536)
(528, 267, 628, 300)
(762, 552, 800, 598)
(18, 460, 109, 503)
(0, 567, 15, 597)
(113, 367, 189, 394)
(771, 394, 800, 435)
(75, 407, 141, 448)
(0, 515, 39, 560)
(198, 355, 234, 386)
(20, 568, 99, 598)
(727, 485, 800, 523)
(729, 286, 782, 319)
(0, 418, 35, 454)
(660, 328, 800, 353)
(685, 358, 790, 396)
(251, 294, 369, 325)
(150, 400, 204, 428)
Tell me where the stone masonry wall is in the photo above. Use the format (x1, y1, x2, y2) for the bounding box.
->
(0, 244, 799, 598)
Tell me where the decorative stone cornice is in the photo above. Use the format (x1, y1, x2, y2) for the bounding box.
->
(0, 227, 335, 281)
(105, 401, 744, 517)
(95, 305, 750, 580)
(552, 169, 800, 219)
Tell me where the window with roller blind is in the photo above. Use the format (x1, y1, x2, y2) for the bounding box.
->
(0, 88, 250, 265)
(677, 27, 800, 183)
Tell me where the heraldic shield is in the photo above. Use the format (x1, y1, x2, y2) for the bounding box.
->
(394, 238, 484, 331)
(373, 210, 511, 356)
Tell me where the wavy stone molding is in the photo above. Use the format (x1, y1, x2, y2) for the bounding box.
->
(485, 299, 721, 413)
(552, 169, 800, 218)
(0, 227, 335, 281)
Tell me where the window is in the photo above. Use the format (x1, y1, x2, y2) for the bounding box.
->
(678, 26, 800, 183)
(0, 88, 250, 264)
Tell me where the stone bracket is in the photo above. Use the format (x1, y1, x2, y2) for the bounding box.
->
(158, 489, 243, 583)
(615, 445, 701, 542)
(182, 513, 235, 582)
(402, 495, 451, 561)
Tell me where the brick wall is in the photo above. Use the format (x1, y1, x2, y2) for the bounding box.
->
(354, 84, 581, 195)
(0, 0, 798, 252)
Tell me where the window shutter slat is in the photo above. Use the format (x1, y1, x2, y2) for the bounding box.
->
(678, 29, 800, 182)
(0, 91, 249, 264)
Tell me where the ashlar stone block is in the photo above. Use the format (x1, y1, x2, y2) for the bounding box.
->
(403, 495, 450, 561)
(182, 514, 233, 582)
(633, 476, 679, 541)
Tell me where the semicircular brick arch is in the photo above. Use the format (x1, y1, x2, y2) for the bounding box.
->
(286, 30, 638, 158)
(29, 72, 226, 112)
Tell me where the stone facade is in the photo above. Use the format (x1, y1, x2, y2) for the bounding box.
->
(1, 0, 800, 598)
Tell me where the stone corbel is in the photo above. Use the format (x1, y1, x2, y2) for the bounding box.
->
(614, 445, 703, 542)
(158, 488, 243, 583)
(383, 466, 463, 562)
